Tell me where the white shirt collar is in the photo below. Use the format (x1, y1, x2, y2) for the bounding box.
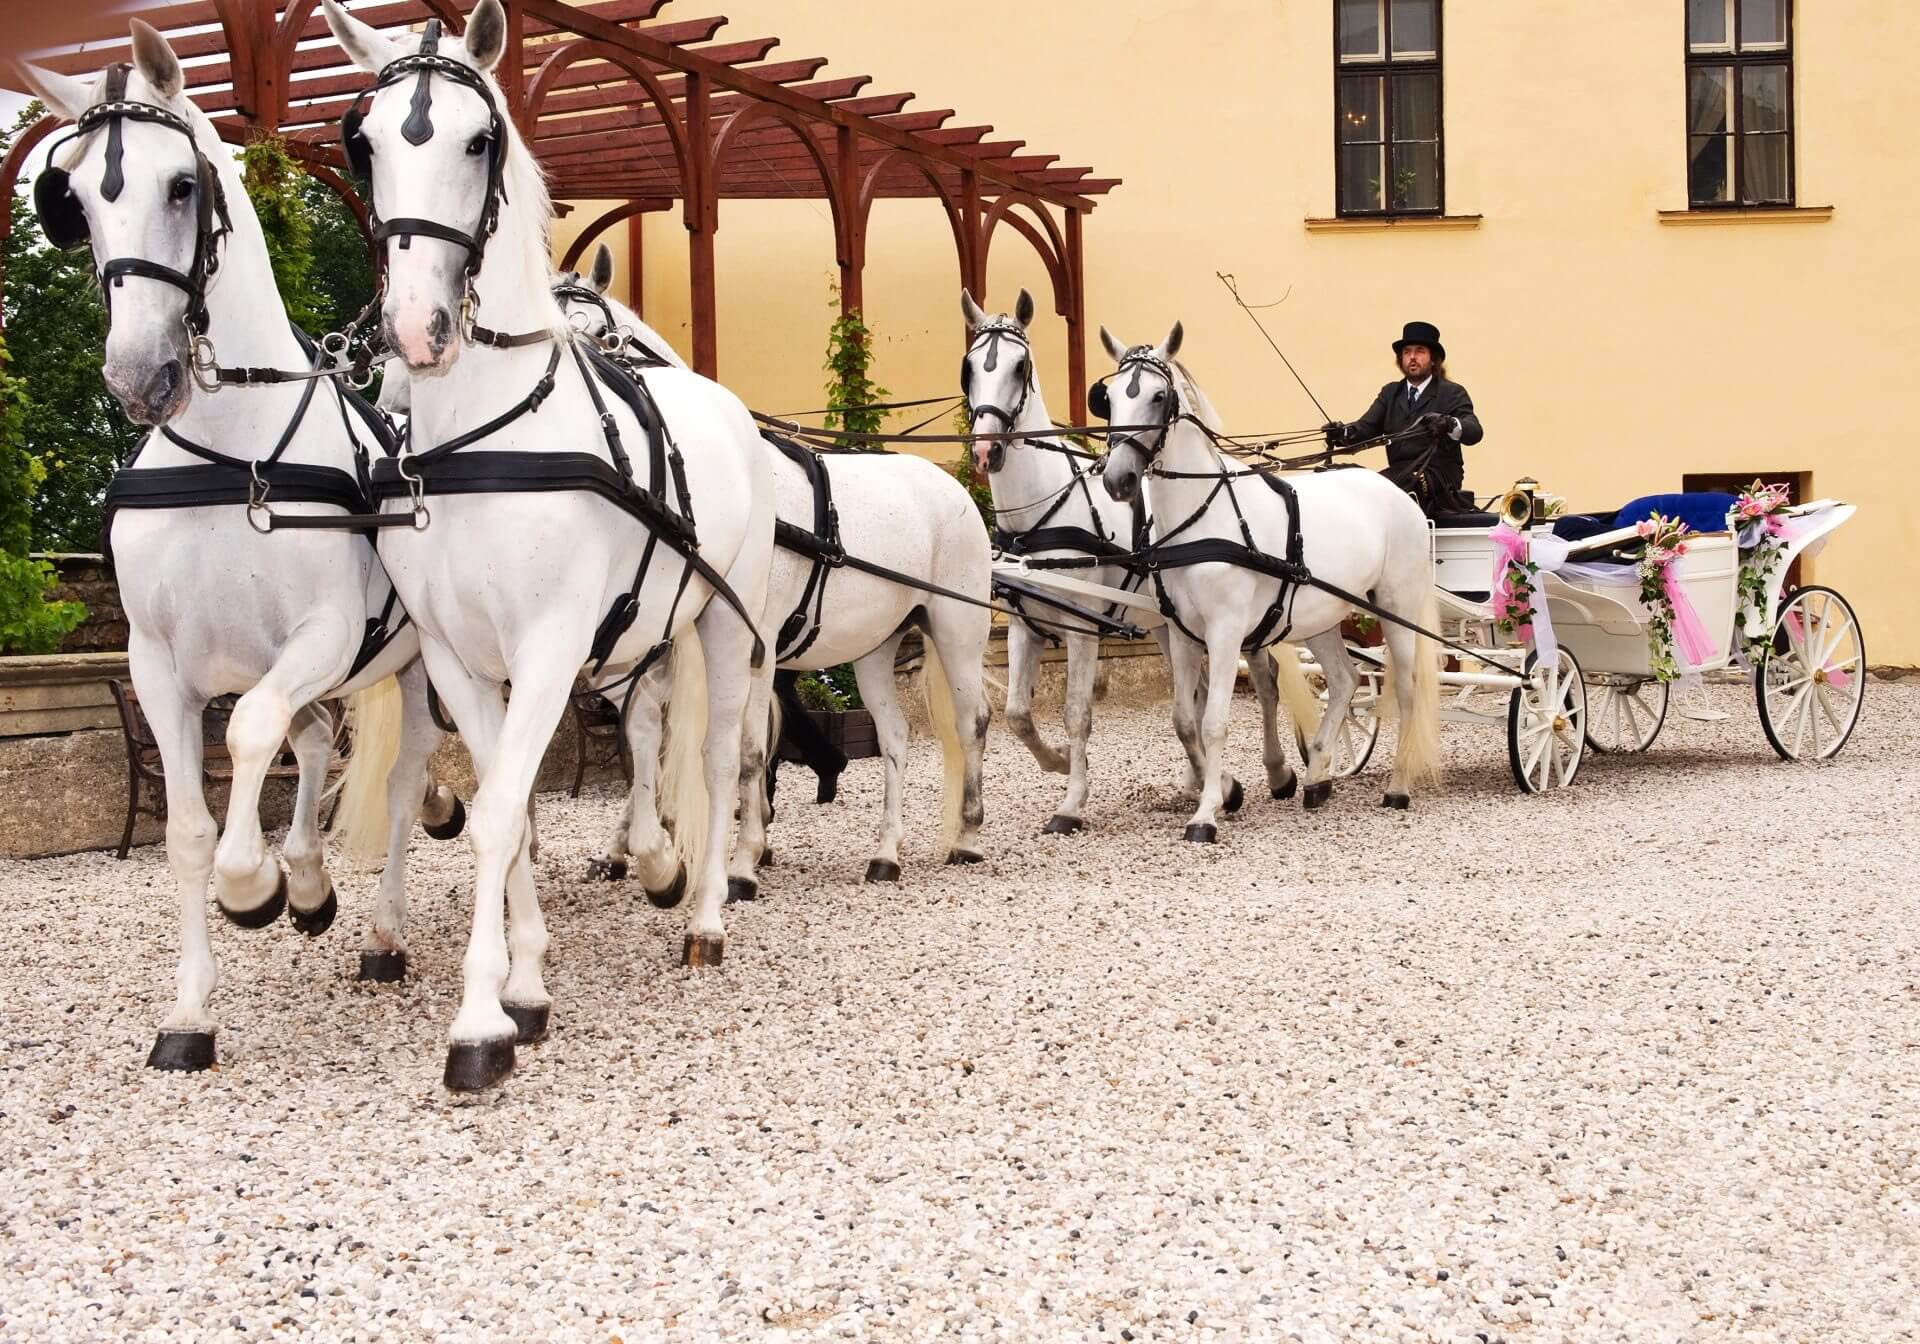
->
(1407, 375, 1433, 399)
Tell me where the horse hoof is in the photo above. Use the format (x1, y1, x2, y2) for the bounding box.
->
(357, 950, 406, 983)
(1183, 823, 1218, 844)
(864, 859, 901, 884)
(757, 847, 775, 869)
(1223, 778, 1245, 815)
(218, 870, 286, 930)
(287, 884, 337, 938)
(146, 1030, 215, 1072)
(503, 1002, 550, 1044)
(682, 934, 725, 968)
(1043, 814, 1084, 836)
(423, 796, 467, 841)
(1303, 781, 1333, 811)
(646, 864, 688, 910)
(585, 857, 628, 882)
(726, 876, 758, 905)
(1381, 792, 1411, 811)
(1272, 775, 1298, 801)
(816, 772, 840, 804)
(945, 849, 985, 866)
(443, 1037, 515, 1092)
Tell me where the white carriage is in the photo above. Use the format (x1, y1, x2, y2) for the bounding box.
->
(1309, 491, 1863, 792)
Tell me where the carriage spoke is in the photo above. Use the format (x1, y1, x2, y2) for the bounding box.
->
(1789, 683, 1813, 758)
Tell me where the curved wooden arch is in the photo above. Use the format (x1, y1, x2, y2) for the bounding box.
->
(710, 101, 844, 242)
(855, 146, 971, 287)
(525, 38, 690, 188)
(978, 197, 1069, 317)
(558, 199, 655, 272)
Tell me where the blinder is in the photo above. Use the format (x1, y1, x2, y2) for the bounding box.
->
(33, 168, 89, 250)
(1087, 378, 1110, 421)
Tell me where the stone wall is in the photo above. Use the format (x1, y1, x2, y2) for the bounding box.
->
(44, 554, 129, 655)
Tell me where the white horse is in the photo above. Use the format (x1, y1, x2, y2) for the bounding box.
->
(554, 253, 992, 891)
(324, 0, 778, 1090)
(23, 28, 460, 1075)
(1096, 322, 1442, 839)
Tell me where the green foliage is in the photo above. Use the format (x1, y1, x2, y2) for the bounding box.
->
(0, 332, 86, 652)
(945, 411, 995, 530)
(240, 135, 323, 332)
(297, 173, 378, 338)
(3, 105, 139, 553)
(820, 287, 889, 445)
(793, 665, 863, 712)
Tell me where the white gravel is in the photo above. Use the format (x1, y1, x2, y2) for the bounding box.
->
(2, 681, 1917, 1343)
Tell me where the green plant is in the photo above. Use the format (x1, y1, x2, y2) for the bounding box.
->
(946, 410, 995, 530)
(821, 286, 889, 446)
(793, 665, 863, 712)
(0, 332, 86, 652)
(240, 134, 324, 332)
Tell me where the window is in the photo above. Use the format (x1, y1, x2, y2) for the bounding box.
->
(1686, 0, 1794, 207)
(1335, 0, 1443, 216)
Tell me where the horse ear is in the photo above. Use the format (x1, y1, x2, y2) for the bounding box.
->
(590, 243, 615, 294)
(1100, 325, 1127, 364)
(18, 63, 94, 122)
(321, 0, 408, 74)
(463, 0, 508, 72)
(129, 21, 185, 99)
(1014, 288, 1035, 329)
(960, 289, 987, 331)
(1163, 321, 1184, 360)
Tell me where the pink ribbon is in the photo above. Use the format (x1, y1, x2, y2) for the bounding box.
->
(1662, 565, 1715, 672)
(1488, 522, 1528, 629)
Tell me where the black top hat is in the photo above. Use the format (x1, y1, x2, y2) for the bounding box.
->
(1392, 320, 1445, 364)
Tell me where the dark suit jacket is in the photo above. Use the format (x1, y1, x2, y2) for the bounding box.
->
(1338, 376, 1484, 512)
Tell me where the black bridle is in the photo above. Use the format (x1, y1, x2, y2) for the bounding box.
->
(1098, 347, 1184, 466)
(33, 64, 232, 349)
(340, 22, 540, 350)
(959, 318, 1035, 471)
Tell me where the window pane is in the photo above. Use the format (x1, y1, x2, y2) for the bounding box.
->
(1741, 64, 1789, 132)
(1741, 132, 1790, 202)
(1390, 142, 1440, 210)
(1689, 134, 1732, 203)
(1392, 72, 1439, 141)
(1739, 0, 1789, 50)
(1339, 76, 1384, 144)
(1340, 144, 1386, 212)
(1338, 0, 1384, 61)
(1688, 66, 1731, 135)
(1389, 0, 1437, 58)
(1688, 0, 1731, 50)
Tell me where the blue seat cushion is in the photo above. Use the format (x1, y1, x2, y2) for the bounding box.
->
(1615, 492, 1738, 535)
(1552, 511, 1619, 543)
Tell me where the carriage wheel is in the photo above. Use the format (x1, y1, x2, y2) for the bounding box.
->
(1583, 674, 1668, 754)
(1507, 647, 1587, 793)
(1296, 659, 1382, 779)
(1755, 585, 1865, 763)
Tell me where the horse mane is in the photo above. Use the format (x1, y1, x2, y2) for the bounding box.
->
(471, 61, 568, 340)
(1172, 359, 1223, 433)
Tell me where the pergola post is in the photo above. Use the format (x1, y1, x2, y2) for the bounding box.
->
(1065, 205, 1087, 418)
(684, 71, 720, 378)
(497, 0, 530, 135)
(627, 209, 645, 318)
(960, 169, 987, 299)
(836, 124, 865, 316)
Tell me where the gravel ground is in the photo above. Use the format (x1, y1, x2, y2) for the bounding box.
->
(2, 681, 1917, 1343)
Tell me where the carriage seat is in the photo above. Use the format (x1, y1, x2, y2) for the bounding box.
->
(1552, 492, 1739, 543)
(1430, 510, 1498, 529)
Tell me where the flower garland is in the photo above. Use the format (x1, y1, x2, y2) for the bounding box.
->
(1493, 551, 1537, 642)
(1635, 513, 1692, 682)
(1732, 480, 1793, 666)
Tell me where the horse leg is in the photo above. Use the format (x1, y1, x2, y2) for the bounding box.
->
(1164, 630, 1209, 800)
(279, 701, 338, 936)
(358, 660, 444, 982)
(1248, 647, 1299, 801)
(680, 603, 759, 967)
(1300, 630, 1358, 810)
(925, 598, 992, 864)
(211, 632, 344, 926)
(1046, 631, 1101, 834)
(1004, 620, 1067, 774)
(133, 648, 221, 1071)
(1184, 626, 1246, 843)
(851, 632, 910, 883)
(725, 654, 777, 903)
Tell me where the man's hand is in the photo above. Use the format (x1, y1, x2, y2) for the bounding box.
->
(1321, 421, 1346, 446)
(1418, 411, 1461, 438)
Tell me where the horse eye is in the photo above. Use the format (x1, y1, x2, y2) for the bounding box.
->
(466, 134, 492, 156)
(169, 177, 195, 202)
(1152, 390, 1166, 402)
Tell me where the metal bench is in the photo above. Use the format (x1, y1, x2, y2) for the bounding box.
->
(108, 679, 348, 860)
(568, 681, 634, 798)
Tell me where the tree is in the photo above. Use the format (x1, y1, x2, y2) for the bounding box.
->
(299, 174, 377, 338)
(0, 330, 86, 652)
(240, 135, 324, 331)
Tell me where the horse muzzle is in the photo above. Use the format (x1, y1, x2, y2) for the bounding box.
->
(387, 304, 457, 373)
(1102, 463, 1139, 503)
(972, 440, 1006, 475)
(106, 356, 188, 426)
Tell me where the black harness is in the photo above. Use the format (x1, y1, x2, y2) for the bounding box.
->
(1100, 348, 1309, 652)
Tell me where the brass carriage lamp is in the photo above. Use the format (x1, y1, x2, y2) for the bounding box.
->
(1498, 477, 1541, 529)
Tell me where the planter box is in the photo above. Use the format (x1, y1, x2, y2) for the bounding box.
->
(780, 708, 880, 761)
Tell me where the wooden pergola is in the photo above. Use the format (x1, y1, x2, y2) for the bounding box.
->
(3, 0, 1118, 401)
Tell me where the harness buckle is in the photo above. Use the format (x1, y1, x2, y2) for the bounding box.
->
(188, 328, 222, 394)
(397, 455, 432, 530)
(246, 461, 274, 534)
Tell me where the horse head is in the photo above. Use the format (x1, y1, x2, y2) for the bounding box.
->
(1096, 321, 1184, 503)
(958, 287, 1037, 474)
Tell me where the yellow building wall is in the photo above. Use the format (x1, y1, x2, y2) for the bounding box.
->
(552, 0, 1920, 662)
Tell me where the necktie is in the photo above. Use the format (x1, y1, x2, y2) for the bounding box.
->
(1406, 385, 1419, 415)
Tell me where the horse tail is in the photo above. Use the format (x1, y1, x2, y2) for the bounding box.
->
(1395, 585, 1444, 790)
(659, 636, 712, 889)
(1272, 645, 1322, 742)
(330, 675, 403, 862)
(922, 632, 966, 851)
